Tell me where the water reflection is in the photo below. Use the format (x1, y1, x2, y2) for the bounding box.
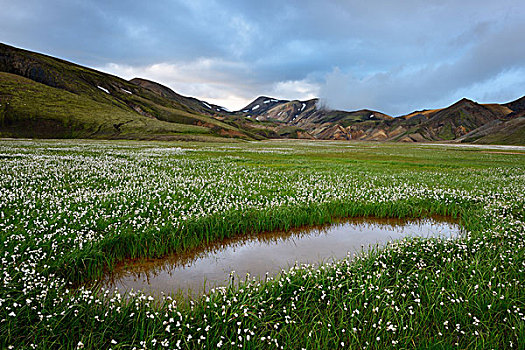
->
(100, 216, 460, 297)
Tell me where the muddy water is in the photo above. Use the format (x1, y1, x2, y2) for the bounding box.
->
(100, 216, 460, 297)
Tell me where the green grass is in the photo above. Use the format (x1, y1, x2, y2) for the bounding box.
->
(0, 140, 524, 349)
(0, 73, 212, 139)
(437, 124, 455, 140)
(475, 120, 525, 145)
(275, 126, 306, 138)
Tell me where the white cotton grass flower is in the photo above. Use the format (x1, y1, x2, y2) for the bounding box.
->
(0, 140, 524, 349)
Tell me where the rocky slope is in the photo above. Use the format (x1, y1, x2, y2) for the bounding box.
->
(236, 95, 524, 144)
(237, 97, 393, 140)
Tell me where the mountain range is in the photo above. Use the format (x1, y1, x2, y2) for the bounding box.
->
(1, 43, 524, 144)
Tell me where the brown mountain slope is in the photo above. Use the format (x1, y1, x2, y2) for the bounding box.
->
(413, 98, 504, 140)
(457, 114, 525, 145)
(505, 95, 525, 112)
(236, 97, 392, 140)
(349, 98, 513, 142)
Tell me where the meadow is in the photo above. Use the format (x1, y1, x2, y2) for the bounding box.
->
(0, 139, 524, 349)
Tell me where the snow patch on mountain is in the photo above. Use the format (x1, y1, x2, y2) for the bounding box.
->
(97, 86, 110, 94)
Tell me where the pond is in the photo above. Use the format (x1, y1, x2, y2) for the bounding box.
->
(99, 216, 460, 298)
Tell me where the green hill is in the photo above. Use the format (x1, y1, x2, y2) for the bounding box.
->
(0, 72, 213, 139)
(0, 43, 260, 140)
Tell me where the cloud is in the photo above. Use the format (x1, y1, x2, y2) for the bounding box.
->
(454, 68, 525, 103)
(98, 60, 253, 110)
(272, 80, 320, 101)
(319, 12, 525, 115)
(98, 60, 320, 110)
(2, 0, 524, 112)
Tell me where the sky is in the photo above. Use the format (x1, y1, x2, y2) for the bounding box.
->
(1, 0, 524, 115)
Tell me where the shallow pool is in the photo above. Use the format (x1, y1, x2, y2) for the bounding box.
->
(100, 216, 460, 297)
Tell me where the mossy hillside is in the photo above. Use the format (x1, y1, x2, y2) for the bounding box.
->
(472, 118, 525, 145)
(0, 43, 254, 139)
(0, 73, 209, 138)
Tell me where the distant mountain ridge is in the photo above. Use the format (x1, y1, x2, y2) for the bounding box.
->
(237, 97, 393, 140)
(1, 43, 524, 144)
(236, 94, 524, 144)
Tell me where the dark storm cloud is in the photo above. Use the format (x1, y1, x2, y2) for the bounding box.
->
(320, 4, 525, 115)
(1, 0, 524, 112)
